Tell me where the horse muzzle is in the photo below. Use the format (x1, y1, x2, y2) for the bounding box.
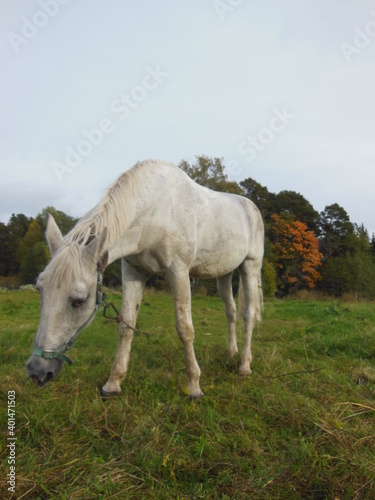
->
(26, 355, 63, 386)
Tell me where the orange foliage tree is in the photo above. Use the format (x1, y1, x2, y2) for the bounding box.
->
(270, 213, 323, 292)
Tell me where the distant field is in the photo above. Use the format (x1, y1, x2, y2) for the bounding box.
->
(1, 289, 375, 499)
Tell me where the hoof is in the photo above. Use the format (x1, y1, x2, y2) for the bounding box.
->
(239, 368, 252, 376)
(189, 390, 204, 400)
(100, 387, 122, 398)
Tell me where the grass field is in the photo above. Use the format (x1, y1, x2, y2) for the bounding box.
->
(1, 289, 375, 499)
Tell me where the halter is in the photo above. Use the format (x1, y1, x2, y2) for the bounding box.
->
(32, 270, 104, 366)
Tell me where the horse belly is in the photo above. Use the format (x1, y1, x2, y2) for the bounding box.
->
(190, 239, 248, 279)
(189, 200, 251, 279)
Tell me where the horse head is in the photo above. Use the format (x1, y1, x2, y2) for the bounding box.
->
(27, 215, 108, 386)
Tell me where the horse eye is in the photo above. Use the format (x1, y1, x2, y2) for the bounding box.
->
(72, 298, 86, 308)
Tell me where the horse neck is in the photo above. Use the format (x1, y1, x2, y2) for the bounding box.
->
(67, 162, 170, 264)
(66, 175, 136, 252)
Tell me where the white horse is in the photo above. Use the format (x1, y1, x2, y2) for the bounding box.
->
(27, 160, 264, 397)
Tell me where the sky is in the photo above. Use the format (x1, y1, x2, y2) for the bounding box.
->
(1, 0, 375, 236)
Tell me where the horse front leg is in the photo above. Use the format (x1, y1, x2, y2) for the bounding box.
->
(167, 269, 203, 398)
(101, 260, 146, 396)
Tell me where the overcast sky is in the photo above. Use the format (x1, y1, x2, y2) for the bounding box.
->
(1, 0, 375, 235)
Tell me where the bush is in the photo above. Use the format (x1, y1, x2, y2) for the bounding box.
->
(320, 252, 375, 299)
(262, 258, 277, 298)
(20, 242, 49, 284)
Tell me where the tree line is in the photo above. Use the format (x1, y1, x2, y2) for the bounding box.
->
(1, 156, 374, 299)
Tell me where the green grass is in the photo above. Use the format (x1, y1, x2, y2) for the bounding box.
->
(1, 289, 375, 499)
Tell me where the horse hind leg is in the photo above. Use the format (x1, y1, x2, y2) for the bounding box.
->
(217, 273, 238, 365)
(238, 259, 263, 375)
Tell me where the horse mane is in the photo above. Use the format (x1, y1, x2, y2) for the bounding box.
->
(42, 161, 157, 290)
(64, 161, 149, 248)
(43, 242, 85, 292)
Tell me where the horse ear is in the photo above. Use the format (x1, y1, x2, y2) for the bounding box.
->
(46, 214, 64, 257)
(98, 250, 109, 274)
(83, 228, 108, 271)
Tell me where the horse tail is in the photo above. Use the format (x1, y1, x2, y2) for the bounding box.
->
(238, 275, 245, 319)
(257, 270, 264, 321)
(237, 267, 263, 322)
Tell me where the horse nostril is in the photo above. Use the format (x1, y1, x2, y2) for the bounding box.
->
(45, 371, 54, 383)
